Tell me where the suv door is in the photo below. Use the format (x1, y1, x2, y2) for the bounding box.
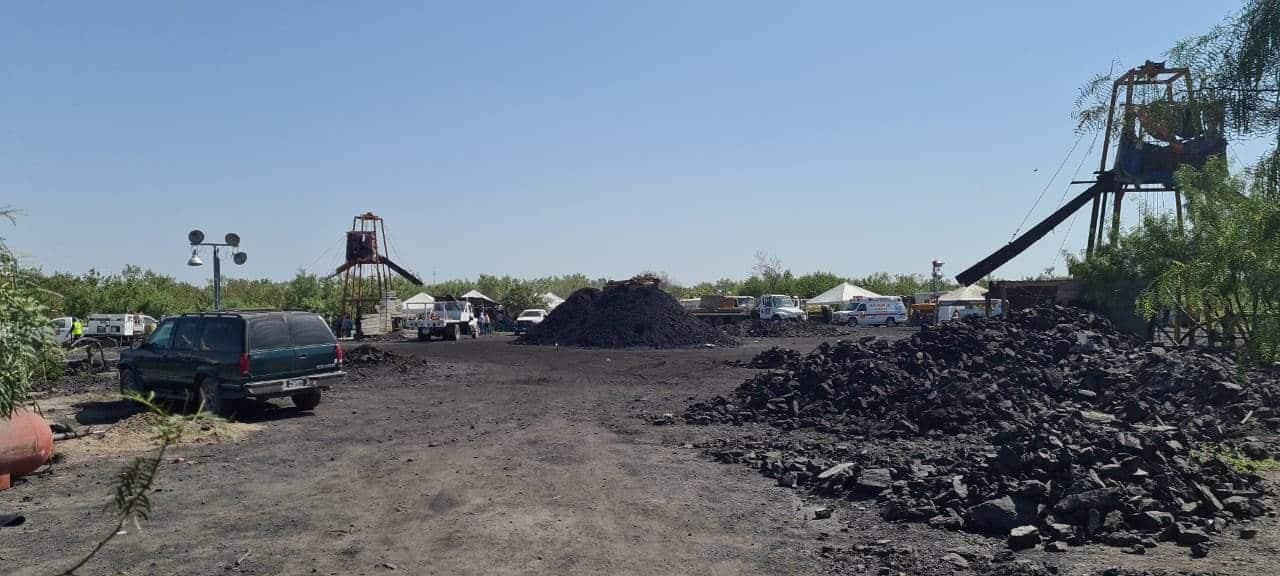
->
(287, 313, 338, 376)
(247, 314, 294, 382)
(167, 317, 205, 394)
(132, 318, 176, 388)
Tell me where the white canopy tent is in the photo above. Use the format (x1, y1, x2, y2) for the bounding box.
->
(541, 292, 565, 309)
(461, 289, 495, 303)
(807, 282, 883, 306)
(403, 292, 435, 310)
(938, 285, 988, 303)
(937, 285, 1000, 320)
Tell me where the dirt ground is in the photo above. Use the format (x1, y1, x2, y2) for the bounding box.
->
(2, 330, 1277, 575)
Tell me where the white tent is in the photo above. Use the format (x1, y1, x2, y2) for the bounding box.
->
(541, 292, 565, 309)
(807, 282, 883, 306)
(938, 285, 988, 303)
(403, 292, 435, 309)
(461, 289, 495, 303)
(937, 285, 999, 321)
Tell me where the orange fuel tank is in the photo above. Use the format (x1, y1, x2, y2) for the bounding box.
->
(0, 409, 54, 490)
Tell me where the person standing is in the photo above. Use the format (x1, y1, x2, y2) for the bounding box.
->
(71, 317, 84, 341)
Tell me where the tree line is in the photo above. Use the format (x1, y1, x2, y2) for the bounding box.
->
(20, 261, 957, 321)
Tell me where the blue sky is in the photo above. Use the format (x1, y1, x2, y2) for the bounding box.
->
(0, 1, 1248, 286)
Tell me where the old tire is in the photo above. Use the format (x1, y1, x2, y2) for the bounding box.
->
(199, 378, 229, 417)
(292, 389, 322, 411)
(119, 368, 144, 396)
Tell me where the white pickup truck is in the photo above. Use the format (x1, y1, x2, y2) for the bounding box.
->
(406, 300, 478, 341)
(514, 309, 547, 335)
(756, 294, 806, 321)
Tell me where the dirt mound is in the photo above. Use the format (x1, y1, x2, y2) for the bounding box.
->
(719, 318, 854, 338)
(686, 306, 1278, 552)
(519, 285, 736, 348)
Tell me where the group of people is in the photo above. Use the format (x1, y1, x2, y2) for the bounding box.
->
(475, 310, 495, 335)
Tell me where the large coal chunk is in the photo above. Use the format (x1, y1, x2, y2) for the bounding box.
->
(519, 285, 736, 348)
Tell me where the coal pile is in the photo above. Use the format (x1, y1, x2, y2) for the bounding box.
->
(686, 306, 1278, 553)
(720, 318, 853, 338)
(344, 344, 396, 365)
(519, 285, 736, 348)
(747, 346, 802, 369)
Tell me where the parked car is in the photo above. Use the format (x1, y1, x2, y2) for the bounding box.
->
(513, 309, 548, 335)
(118, 311, 345, 416)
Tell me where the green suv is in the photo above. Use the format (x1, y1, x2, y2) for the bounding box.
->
(118, 311, 345, 416)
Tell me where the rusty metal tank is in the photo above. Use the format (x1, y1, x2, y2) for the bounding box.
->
(0, 409, 54, 490)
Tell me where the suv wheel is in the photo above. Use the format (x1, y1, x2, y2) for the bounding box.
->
(848, 317, 859, 326)
(199, 378, 230, 417)
(292, 389, 322, 411)
(449, 324, 460, 341)
(886, 317, 897, 327)
(119, 368, 144, 396)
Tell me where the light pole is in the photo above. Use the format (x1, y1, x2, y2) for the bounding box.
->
(187, 229, 247, 311)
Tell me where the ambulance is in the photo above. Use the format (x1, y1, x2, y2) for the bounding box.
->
(832, 297, 908, 326)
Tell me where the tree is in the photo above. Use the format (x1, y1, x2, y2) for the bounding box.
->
(498, 281, 540, 316)
(1135, 157, 1280, 362)
(0, 210, 62, 417)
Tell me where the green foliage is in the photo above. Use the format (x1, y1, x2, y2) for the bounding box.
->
(0, 214, 60, 418)
(1194, 445, 1280, 473)
(1170, 0, 1279, 139)
(498, 281, 540, 315)
(1066, 211, 1195, 301)
(1132, 157, 1280, 362)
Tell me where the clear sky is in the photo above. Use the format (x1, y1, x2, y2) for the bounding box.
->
(1, 1, 1246, 287)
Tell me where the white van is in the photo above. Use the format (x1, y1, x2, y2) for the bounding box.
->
(832, 297, 907, 326)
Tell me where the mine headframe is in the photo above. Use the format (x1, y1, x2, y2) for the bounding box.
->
(955, 61, 1226, 287)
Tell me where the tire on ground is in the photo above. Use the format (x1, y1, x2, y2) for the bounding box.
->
(119, 368, 144, 396)
(199, 377, 231, 417)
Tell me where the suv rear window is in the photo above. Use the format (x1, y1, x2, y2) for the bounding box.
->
(248, 316, 292, 350)
(200, 318, 244, 352)
(289, 314, 335, 346)
(173, 318, 244, 352)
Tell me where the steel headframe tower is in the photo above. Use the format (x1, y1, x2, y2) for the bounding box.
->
(955, 60, 1225, 287)
(329, 213, 423, 335)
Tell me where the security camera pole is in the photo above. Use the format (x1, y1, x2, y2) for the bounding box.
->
(187, 229, 248, 311)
